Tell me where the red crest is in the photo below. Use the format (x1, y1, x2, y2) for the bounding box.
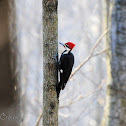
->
(65, 42, 75, 50)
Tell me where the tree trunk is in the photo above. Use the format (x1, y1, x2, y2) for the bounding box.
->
(9, 0, 20, 105)
(43, 0, 58, 126)
(103, 0, 126, 126)
(0, 0, 21, 125)
(9, 0, 21, 124)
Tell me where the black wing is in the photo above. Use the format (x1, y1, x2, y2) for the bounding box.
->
(59, 52, 74, 90)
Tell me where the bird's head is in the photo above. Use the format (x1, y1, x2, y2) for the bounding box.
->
(59, 42, 75, 52)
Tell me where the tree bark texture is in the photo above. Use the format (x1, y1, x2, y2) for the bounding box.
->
(43, 0, 58, 126)
(104, 0, 126, 126)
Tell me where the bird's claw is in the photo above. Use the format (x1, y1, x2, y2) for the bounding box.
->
(52, 52, 58, 61)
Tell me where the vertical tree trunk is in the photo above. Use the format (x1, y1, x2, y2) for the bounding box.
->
(9, 0, 21, 123)
(0, 0, 21, 125)
(103, 0, 126, 126)
(43, 0, 58, 126)
(9, 0, 20, 105)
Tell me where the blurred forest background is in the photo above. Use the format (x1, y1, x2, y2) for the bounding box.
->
(0, 0, 108, 126)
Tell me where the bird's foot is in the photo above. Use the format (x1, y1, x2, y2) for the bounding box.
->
(52, 52, 58, 62)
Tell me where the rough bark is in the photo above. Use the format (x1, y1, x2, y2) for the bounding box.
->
(103, 0, 126, 126)
(43, 0, 58, 126)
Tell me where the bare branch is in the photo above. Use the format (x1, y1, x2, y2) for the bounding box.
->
(92, 48, 109, 57)
(35, 111, 43, 126)
(70, 28, 109, 79)
(59, 80, 106, 108)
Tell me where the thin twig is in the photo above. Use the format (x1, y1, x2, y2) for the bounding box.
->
(70, 28, 109, 79)
(35, 111, 43, 126)
(59, 80, 106, 108)
(92, 48, 109, 57)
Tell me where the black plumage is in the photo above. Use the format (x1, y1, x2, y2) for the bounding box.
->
(56, 50, 74, 98)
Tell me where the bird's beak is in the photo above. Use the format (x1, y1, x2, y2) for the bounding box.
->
(59, 42, 65, 47)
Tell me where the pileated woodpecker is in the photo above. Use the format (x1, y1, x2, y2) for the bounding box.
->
(56, 42, 75, 98)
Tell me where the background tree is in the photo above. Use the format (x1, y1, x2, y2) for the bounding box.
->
(0, 0, 20, 125)
(103, 0, 126, 126)
(0, 0, 43, 126)
(43, 0, 58, 126)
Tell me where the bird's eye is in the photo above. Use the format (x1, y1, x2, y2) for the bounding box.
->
(65, 44, 70, 49)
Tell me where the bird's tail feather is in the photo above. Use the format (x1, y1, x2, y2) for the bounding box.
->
(62, 83, 66, 90)
(56, 82, 61, 99)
